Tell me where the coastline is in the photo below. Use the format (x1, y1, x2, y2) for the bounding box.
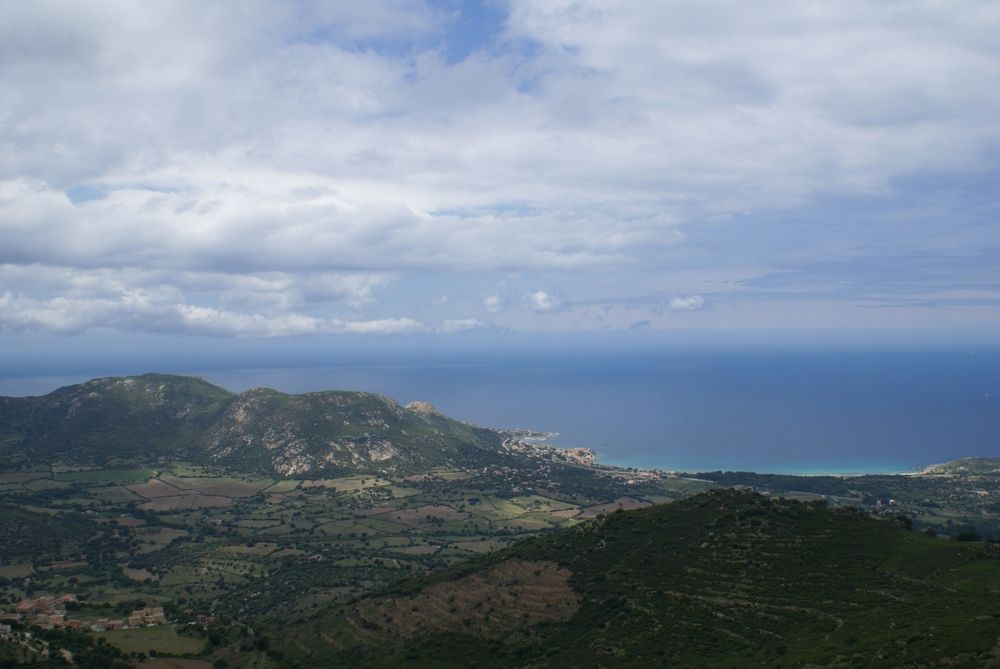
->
(519, 429, 928, 477)
(586, 450, 926, 478)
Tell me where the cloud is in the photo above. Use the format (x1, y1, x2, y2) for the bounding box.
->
(670, 295, 706, 312)
(526, 290, 560, 312)
(483, 293, 503, 314)
(335, 317, 425, 336)
(437, 318, 487, 333)
(0, 2, 998, 336)
(0, 179, 647, 273)
(0, 290, 426, 338)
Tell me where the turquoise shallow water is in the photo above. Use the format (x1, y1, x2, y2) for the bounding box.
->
(2, 348, 998, 474)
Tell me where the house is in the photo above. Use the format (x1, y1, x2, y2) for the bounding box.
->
(29, 612, 64, 629)
(14, 594, 77, 615)
(127, 607, 166, 627)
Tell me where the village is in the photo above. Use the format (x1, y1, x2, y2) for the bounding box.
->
(0, 594, 166, 632)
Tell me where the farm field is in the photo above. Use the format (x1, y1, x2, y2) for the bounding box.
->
(4, 454, 1000, 667)
(0, 461, 707, 617)
(96, 624, 205, 655)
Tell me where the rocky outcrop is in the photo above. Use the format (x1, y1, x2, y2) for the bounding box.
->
(405, 401, 443, 416)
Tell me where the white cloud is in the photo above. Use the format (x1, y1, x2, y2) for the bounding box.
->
(0, 289, 426, 338)
(335, 317, 425, 336)
(0, 2, 997, 335)
(437, 318, 487, 333)
(483, 293, 503, 314)
(670, 295, 706, 312)
(0, 179, 647, 273)
(295, 273, 394, 309)
(526, 290, 560, 312)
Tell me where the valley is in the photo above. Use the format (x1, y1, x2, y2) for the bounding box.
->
(2, 376, 1000, 667)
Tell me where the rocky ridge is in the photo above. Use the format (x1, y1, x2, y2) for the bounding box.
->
(0, 374, 524, 477)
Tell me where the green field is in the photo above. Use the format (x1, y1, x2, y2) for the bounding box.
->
(55, 468, 156, 482)
(95, 624, 205, 655)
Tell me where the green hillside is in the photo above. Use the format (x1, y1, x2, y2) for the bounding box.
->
(0, 374, 508, 476)
(201, 386, 507, 476)
(0, 374, 233, 467)
(288, 489, 1000, 668)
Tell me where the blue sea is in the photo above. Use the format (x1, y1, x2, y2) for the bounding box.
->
(2, 348, 998, 474)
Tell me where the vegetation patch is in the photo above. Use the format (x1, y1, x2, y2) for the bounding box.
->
(576, 496, 651, 518)
(301, 477, 390, 492)
(450, 539, 510, 553)
(127, 479, 194, 499)
(352, 559, 579, 640)
(0, 563, 32, 578)
(159, 475, 271, 497)
(235, 518, 282, 529)
(94, 624, 205, 655)
(288, 490, 1000, 668)
(139, 495, 232, 511)
(89, 485, 143, 502)
(0, 471, 49, 484)
(55, 468, 155, 482)
(134, 527, 188, 553)
(261, 479, 300, 493)
(122, 565, 157, 581)
(379, 504, 471, 527)
(217, 542, 278, 557)
(137, 658, 213, 669)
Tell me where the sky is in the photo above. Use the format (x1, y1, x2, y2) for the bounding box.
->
(1, 0, 999, 362)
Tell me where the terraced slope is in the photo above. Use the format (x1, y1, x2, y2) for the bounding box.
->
(0, 374, 508, 476)
(287, 489, 1000, 668)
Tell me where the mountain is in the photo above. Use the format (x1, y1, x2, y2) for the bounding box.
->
(286, 489, 1000, 668)
(0, 374, 231, 467)
(0, 374, 508, 476)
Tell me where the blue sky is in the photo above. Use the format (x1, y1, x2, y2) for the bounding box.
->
(1, 1, 999, 357)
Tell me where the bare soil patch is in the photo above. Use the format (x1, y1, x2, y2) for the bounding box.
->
(354, 559, 580, 639)
(126, 479, 192, 499)
(160, 475, 270, 497)
(122, 566, 156, 581)
(392, 545, 440, 556)
(577, 496, 651, 518)
(0, 472, 47, 483)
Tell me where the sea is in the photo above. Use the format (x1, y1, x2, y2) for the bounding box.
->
(2, 347, 998, 475)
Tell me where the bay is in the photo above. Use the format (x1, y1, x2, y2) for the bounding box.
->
(2, 348, 997, 474)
